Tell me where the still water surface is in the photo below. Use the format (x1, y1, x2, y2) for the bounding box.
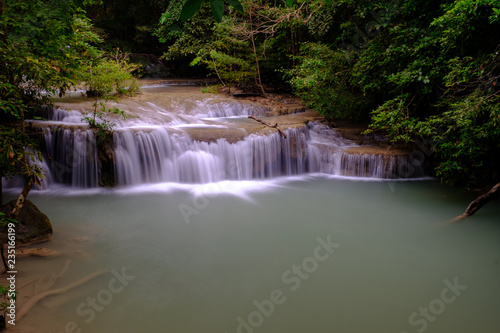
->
(11, 176, 500, 333)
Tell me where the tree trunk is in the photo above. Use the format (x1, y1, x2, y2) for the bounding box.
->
(11, 178, 33, 219)
(0, 246, 7, 274)
(211, 58, 226, 87)
(454, 182, 500, 220)
(249, 11, 266, 98)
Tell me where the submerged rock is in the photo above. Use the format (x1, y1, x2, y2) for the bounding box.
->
(0, 199, 53, 245)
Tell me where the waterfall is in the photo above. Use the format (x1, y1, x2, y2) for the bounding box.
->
(37, 106, 85, 124)
(22, 122, 424, 189)
(308, 149, 416, 178)
(191, 100, 268, 118)
(113, 127, 307, 185)
(40, 128, 99, 188)
(4, 96, 425, 190)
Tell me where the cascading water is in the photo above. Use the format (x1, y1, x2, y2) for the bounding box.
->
(305, 124, 423, 179)
(35, 123, 422, 188)
(113, 126, 308, 185)
(8, 86, 424, 189)
(40, 128, 99, 188)
(190, 100, 268, 118)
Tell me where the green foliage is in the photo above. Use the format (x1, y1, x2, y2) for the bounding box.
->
(158, 3, 257, 85)
(191, 38, 256, 86)
(180, 0, 243, 22)
(366, 94, 419, 143)
(0, 212, 17, 227)
(0, 126, 45, 186)
(201, 85, 220, 94)
(287, 43, 368, 119)
(81, 57, 139, 98)
(431, 95, 500, 188)
(181, 0, 205, 22)
(157, 2, 216, 61)
(412, 48, 500, 189)
(357, 0, 500, 188)
(210, 0, 225, 22)
(226, 0, 244, 12)
(157, 0, 322, 87)
(0, 83, 25, 120)
(82, 99, 131, 141)
(80, 53, 138, 138)
(0, 1, 105, 106)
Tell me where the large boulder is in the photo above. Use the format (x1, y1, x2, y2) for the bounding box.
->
(0, 199, 53, 245)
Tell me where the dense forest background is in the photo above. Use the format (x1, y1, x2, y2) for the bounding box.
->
(1, 0, 500, 198)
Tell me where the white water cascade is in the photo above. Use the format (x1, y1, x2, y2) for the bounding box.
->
(113, 126, 308, 185)
(40, 128, 99, 188)
(13, 86, 424, 189)
(34, 122, 423, 188)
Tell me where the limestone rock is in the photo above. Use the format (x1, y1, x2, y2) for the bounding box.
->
(1, 199, 53, 245)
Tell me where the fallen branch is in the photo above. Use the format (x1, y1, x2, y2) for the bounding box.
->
(248, 115, 287, 138)
(453, 182, 500, 221)
(18, 277, 39, 291)
(17, 270, 105, 321)
(45, 260, 71, 291)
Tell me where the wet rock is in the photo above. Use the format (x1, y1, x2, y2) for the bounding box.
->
(96, 130, 117, 187)
(0, 199, 53, 245)
(182, 127, 249, 144)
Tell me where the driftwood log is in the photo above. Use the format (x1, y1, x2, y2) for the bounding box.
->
(15, 260, 104, 322)
(453, 182, 500, 221)
(248, 116, 287, 138)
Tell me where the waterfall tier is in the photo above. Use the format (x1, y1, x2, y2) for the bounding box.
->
(33, 122, 423, 189)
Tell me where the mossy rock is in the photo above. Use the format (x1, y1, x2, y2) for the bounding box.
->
(1, 199, 53, 245)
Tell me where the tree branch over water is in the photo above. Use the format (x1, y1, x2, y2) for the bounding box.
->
(453, 182, 500, 221)
(248, 115, 287, 138)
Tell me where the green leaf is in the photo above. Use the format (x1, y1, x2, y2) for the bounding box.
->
(190, 56, 202, 66)
(325, 0, 332, 4)
(226, 0, 243, 12)
(286, 0, 294, 6)
(180, 0, 204, 22)
(210, 0, 225, 22)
